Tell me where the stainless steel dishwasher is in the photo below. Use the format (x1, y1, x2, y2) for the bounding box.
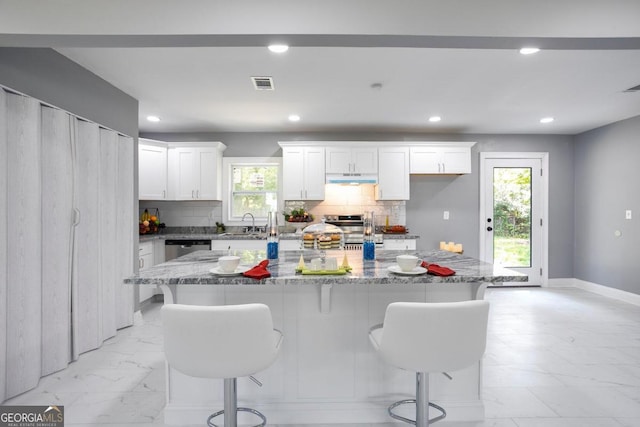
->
(165, 239, 211, 261)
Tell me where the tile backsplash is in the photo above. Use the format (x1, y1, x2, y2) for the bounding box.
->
(141, 185, 405, 228)
(139, 200, 222, 227)
(285, 184, 406, 226)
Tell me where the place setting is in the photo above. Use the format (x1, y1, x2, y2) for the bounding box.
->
(209, 255, 250, 276)
(387, 254, 428, 275)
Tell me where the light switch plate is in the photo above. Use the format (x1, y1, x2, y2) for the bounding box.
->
(626, 210, 632, 220)
(443, 211, 450, 220)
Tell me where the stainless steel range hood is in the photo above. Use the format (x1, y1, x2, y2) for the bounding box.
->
(326, 174, 378, 184)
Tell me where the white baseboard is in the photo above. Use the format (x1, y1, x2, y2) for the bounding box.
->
(548, 278, 640, 306)
(546, 278, 576, 288)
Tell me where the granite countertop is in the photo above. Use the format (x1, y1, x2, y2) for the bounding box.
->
(124, 249, 527, 285)
(139, 229, 420, 243)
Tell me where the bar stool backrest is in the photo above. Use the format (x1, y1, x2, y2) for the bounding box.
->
(377, 300, 490, 373)
(162, 303, 280, 379)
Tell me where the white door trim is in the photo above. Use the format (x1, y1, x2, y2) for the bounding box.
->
(479, 152, 549, 286)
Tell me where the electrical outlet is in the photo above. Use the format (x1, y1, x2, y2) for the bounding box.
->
(443, 211, 450, 220)
(625, 210, 632, 220)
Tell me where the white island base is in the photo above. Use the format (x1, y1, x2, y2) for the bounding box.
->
(159, 281, 488, 425)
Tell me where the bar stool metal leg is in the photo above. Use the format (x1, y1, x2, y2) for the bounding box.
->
(207, 378, 268, 427)
(416, 372, 428, 427)
(224, 378, 237, 427)
(388, 373, 447, 426)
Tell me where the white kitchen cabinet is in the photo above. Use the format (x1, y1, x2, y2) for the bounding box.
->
(325, 145, 378, 174)
(376, 146, 410, 200)
(153, 238, 166, 265)
(211, 239, 266, 251)
(383, 238, 417, 251)
(168, 142, 226, 200)
(139, 241, 157, 302)
(281, 145, 325, 200)
(138, 139, 168, 200)
(280, 239, 302, 251)
(410, 144, 472, 174)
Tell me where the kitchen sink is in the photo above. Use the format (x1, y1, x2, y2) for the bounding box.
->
(218, 232, 266, 239)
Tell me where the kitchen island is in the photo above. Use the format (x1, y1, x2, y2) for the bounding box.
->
(125, 249, 525, 425)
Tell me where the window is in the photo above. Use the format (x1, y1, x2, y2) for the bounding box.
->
(223, 157, 282, 223)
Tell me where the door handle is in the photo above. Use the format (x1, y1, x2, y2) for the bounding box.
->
(487, 226, 493, 231)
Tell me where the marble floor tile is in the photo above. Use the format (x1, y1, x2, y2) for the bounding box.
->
(528, 386, 640, 418)
(511, 418, 625, 427)
(3, 287, 640, 426)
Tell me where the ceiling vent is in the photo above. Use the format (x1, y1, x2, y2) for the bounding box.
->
(251, 76, 274, 91)
(623, 83, 640, 93)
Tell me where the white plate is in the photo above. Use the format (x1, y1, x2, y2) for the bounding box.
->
(387, 265, 427, 275)
(209, 265, 251, 276)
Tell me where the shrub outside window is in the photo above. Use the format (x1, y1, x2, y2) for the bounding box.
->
(229, 163, 279, 221)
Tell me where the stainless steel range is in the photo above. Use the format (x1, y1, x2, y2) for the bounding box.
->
(323, 214, 383, 249)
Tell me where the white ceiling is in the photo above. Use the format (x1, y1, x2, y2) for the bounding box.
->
(3, 0, 640, 135)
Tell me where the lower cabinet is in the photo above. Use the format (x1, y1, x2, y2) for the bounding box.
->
(211, 239, 302, 252)
(139, 240, 162, 302)
(211, 239, 266, 251)
(383, 239, 417, 251)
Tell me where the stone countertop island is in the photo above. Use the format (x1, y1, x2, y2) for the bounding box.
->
(125, 248, 526, 286)
(128, 249, 525, 426)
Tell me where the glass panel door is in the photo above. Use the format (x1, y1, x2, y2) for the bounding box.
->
(482, 157, 542, 285)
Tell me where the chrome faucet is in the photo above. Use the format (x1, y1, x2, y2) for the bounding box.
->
(242, 212, 255, 232)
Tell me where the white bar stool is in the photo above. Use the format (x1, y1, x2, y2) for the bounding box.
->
(369, 300, 490, 427)
(162, 303, 283, 427)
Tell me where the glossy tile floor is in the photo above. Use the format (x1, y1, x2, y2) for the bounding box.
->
(4, 287, 640, 426)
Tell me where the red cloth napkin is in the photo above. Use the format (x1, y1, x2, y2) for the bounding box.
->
(421, 261, 456, 276)
(243, 260, 271, 280)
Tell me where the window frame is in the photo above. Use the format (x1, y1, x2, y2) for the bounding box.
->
(222, 157, 283, 226)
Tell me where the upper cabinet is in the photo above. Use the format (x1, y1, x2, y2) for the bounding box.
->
(138, 139, 168, 200)
(326, 146, 378, 174)
(280, 144, 326, 200)
(409, 142, 475, 174)
(376, 146, 410, 200)
(167, 142, 226, 200)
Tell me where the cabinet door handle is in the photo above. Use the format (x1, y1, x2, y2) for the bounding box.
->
(192, 190, 195, 199)
(196, 190, 199, 199)
(442, 163, 445, 173)
(162, 190, 166, 199)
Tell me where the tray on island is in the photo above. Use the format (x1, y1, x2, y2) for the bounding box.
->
(295, 266, 352, 275)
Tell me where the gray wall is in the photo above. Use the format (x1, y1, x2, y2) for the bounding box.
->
(574, 116, 640, 295)
(406, 134, 575, 279)
(0, 48, 138, 137)
(143, 131, 576, 279)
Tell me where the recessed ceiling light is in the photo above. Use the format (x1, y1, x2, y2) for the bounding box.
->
(540, 117, 554, 124)
(288, 114, 301, 122)
(519, 47, 540, 55)
(146, 115, 160, 122)
(428, 116, 442, 122)
(268, 44, 289, 53)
